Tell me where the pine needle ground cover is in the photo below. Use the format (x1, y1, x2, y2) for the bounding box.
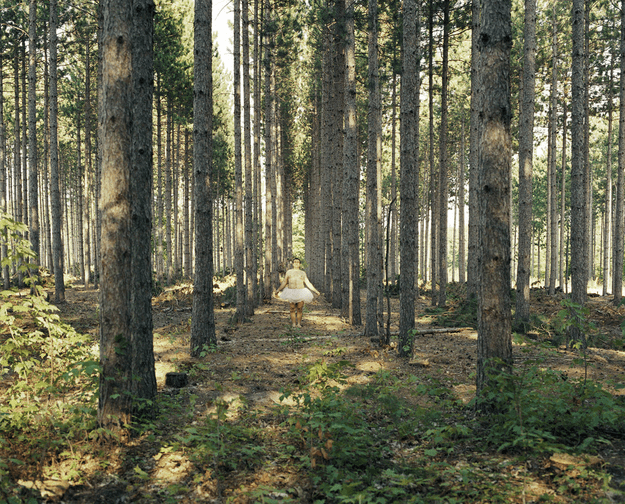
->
(2, 279, 625, 503)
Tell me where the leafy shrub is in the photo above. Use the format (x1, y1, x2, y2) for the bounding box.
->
(0, 214, 99, 495)
(476, 362, 625, 453)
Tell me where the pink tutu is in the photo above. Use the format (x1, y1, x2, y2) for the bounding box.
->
(278, 287, 314, 303)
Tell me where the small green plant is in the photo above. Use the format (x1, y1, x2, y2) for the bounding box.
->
(474, 358, 625, 453)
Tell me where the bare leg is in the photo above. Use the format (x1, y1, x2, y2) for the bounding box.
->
(296, 301, 304, 327)
(289, 303, 297, 327)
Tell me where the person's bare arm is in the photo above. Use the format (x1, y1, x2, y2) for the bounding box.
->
(275, 271, 290, 294)
(304, 275, 320, 296)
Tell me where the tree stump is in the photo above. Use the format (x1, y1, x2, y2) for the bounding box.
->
(165, 372, 188, 388)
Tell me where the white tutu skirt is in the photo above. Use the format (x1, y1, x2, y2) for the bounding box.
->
(278, 287, 314, 303)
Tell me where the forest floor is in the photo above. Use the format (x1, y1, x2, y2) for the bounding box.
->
(3, 279, 625, 503)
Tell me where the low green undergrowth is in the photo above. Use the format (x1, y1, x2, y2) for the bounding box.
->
(0, 215, 99, 502)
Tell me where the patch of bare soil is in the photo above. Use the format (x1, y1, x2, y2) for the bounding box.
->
(11, 283, 625, 502)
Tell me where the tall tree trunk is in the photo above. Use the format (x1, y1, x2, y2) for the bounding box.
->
(28, 0, 39, 271)
(85, 36, 94, 288)
(243, 0, 254, 313)
(50, 0, 64, 302)
(184, 129, 191, 278)
(390, 72, 398, 284)
(398, 0, 420, 354)
(603, 62, 614, 296)
(514, 0, 536, 328)
(165, 96, 173, 283)
(428, 0, 438, 305)
(366, 0, 382, 336)
(156, 81, 163, 282)
(263, 0, 274, 300)
(253, 0, 262, 302)
(234, 0, 246, 321)
(467, 0, 480, 301)
(332, 0, 345, 309)
(560, 99, 567, 290)
(614, 0, 625, 304)
(570, 0, 587, 343)
(476, 0, 513, 395)
(438, 0, 450, 307)
(191, 0, 217, 355)
(98, 0, 134, 428)
(320, 19, 331, 294)
(343, 0, 361, 326)
(130, 0, 157, 416)
(459, 120, 466, 284)
(0, 43, 9, 288)
(548, 3, 558, 295)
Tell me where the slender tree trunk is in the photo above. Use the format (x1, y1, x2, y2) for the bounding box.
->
(50, 0, 64, 302)
(468, 0, 480, 302)
(343, 0, 361, 326)
(191, 0, 217, 355)
(476, 0, 513, 395)
(234, 0, 246, 321)
(85, 36, 93, 287)
(515, 0, 536, 328)
(366, 0, 382, 336)
(603, 64, 614, 296)
(28, 0, 39, 272)
(614, 0, 625, 304)
(390, 72, 398, 284)
(243, 0, 254, 313)
(0, 43, 9, 288)
(399, 0, 420, 354)
(253, 0, 262, 302)
(263, 1, 274, 300)
(459, 120, 466, 284)
(560, 99, 567, 290)
(570, 0, 587, 343)
(184, 129, 191, 278)
(165, 96, 173, 283)
(332, 0, 345, 308)
(548, 3, 558, 295)
(428, 0, 438, 306)
(438, 0, 450, 307)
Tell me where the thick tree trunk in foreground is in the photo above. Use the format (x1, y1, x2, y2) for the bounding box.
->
(130, 0, 157, 417)
(476, 0, 513, 395)
(99, 0, 134, 428)
(399, 0, 419, 354)
(191, 0, 216, 356)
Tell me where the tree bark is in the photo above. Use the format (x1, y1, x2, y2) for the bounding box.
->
(614, 0, 625, 304)
(99, 0, 134, 428)
(28, 0, 39, 273)
(365, 0, 382, 337)
(467, 0, 480, 302)
(438, 0, 450, 308)
(343, 0, 361, 326)
(514, 0, 536, 328)
(243, 0, 254, 313)
(49, 0, 64, 303)
(399, 0, 420, 354)
(476, 0, 513, 395)
(191, 0, 217, 356)
(130, 0, 157, 417)
(570, 0, 587, 343)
